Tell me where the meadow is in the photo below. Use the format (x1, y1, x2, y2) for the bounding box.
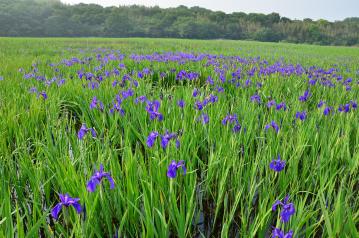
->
(0, 38, 358, 237)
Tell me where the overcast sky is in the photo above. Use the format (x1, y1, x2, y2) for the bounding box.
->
(61, 0, 358, 21)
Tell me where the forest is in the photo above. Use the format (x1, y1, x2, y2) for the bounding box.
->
(0, 0, 358, 46)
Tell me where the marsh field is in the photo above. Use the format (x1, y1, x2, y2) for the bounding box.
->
(0, 38, 358, 237)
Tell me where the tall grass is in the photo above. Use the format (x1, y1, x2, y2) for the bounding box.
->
(0, 38, 358, 237)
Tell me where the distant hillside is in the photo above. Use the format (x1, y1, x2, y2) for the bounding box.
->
(0, 0, 358, 46)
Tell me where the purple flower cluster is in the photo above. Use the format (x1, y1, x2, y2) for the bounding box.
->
(276, 102, 287, 111)
(323, 106, 333, 116)
(194, 94, 218, 111)
(29, 87, 47, 100)
(51, 164, 115, 220)
(145, 100, 163, 121)
(250, 94, 262, 104)
(38, 91, 48, 100)
(272, 195, 296, 223)
(295, 111, 307, 121)
(78, 124, 96, 140)
(265, 121, 280, 133)
(196, 113, 209, 125)
(176, 70, 199, 81)
(90, 96, 104, 111)
(338, 101, 357, 113)
(146, 130, 180, 149)
(177, 99, 185, 108)
(23, 49, 358, 233)
(269, 155, 286, 172)
(167, 160, 187, 178)
(110, 95, 125, 115)
(267, 100, 287, 111)
(222, 114, 242, 133)
(87, 164, 115, 192)
(51, 194, 82, 220)
(272, 227, 293, 238)
(298, 90, 311, 102)
(270, 154, 294, 236)
(192, 88, 200, 97)
(109, 89, 134, 115)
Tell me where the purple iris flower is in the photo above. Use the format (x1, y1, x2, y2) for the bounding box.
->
(78, 124, 96, 140)
(250, 94, 261, 104)
(269, 155, 286, 172)
(192, 88, 200, 97)
(147, 131, 180, 149)
(267, 100, 276, 108)
(88, 81, 99, 90)
(317, 100, 325, 108)
(29, 87, 38, 94)
(87, 164, 115, 192)
(351, 100, 357, 109)
(299, 90, 311, 102)
(24, 73, 35, 79)
(202, 98, 210, 106)
(206, 76, 214, 85)
(146, 100, 163, 121)
(216, 86, 224, 93)
(160, 131, 179, 149)
(323, 106, 333, 116)
(77, 70, 84, 79)
(265, 121, 280, 133)
(146, 131, 159, 148)
(245, 79, 252, 87)
(167, 160, 186, 178)
(121, 88, 134, 99)
(338, 104, 351, 113)
(222, 114, 242, 133)
(232, 123, 242, 133)
(143, 68, 151, 75)
(308, 79, 317, 85)
(57, 79, 65, 86)
(256, 82, 263, 88)
(272, 227, 293, 238)
(38, 91, 48, 100)
(210, 94, 219, 103)
(119, 63, 125, 69)
(177, 99, 185, 108)
(196, 113, 209, 124)
(51, 194, 82, 220)
(112, 80, 118, 87)
(208, 94, 218, 104)
(295, 111, 307, 121)
(90, 96, 104, 111)
(272, 195, 295, 223)
(160, 72, 167, 78)
(131, 80, 138, 88)
(222, 114, 238, 125)
(135, 95, 147, 104)
(0, 76, 3, 81)
(110, 101, 125, 115)
(276, 102, 287, 111)
(133, 80, 139, 88)
(137, 71, 144, 79)
(90, 97, 98, 109)
(195, 100, 204, 111)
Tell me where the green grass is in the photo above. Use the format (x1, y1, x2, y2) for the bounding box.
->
(0, 38, 358, 237)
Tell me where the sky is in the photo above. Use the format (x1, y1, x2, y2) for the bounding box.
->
(61, 0, 359, 21)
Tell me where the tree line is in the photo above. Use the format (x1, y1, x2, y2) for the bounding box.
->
(1, 0, 358, 46)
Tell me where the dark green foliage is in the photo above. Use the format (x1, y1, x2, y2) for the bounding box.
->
(0, 0, 358, 45)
